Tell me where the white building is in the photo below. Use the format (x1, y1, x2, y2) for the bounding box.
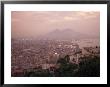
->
(48, 52, 59, 64)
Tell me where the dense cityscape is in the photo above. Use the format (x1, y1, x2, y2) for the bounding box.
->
(11, 11, 100, 77)
(11, 39, 100, 77)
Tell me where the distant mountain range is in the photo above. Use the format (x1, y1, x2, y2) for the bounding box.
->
(39, 29, 99, 40)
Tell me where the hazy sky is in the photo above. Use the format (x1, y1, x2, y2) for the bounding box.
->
(11, 11, 100, 38)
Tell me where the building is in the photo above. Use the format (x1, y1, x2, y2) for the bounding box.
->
(48, 52, 59, 64)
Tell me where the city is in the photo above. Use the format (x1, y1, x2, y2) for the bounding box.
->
(11, 39, 100, 77)
(11, 11, 100, 77)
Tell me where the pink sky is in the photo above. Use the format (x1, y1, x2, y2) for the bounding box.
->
(11, 11, 100, 39)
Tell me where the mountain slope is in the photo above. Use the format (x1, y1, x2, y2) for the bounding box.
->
(39, 29, 98, 40)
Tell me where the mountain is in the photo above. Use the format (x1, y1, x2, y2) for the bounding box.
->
(39, 29, 98, 40)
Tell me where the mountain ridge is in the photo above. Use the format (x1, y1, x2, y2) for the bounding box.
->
(38, 29, 99, 40)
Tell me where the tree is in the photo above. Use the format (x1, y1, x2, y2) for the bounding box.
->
(76, 56, 100, 77)
(56, 55, 78, 77)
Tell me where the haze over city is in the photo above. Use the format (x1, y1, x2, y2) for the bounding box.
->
(11, 11, 100, 39)
(11, 11, 100, 77)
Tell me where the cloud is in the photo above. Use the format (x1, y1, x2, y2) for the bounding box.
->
(64, 16, 77, 21)
(11, 11, 100, 38)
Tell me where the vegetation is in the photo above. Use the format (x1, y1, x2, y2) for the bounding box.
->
(75, 56, 100, 77)
(23, 55, 100, 77)
(55, 55, 78, 76)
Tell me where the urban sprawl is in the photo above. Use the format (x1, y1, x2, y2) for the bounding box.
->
(11, 39, 100, 77)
